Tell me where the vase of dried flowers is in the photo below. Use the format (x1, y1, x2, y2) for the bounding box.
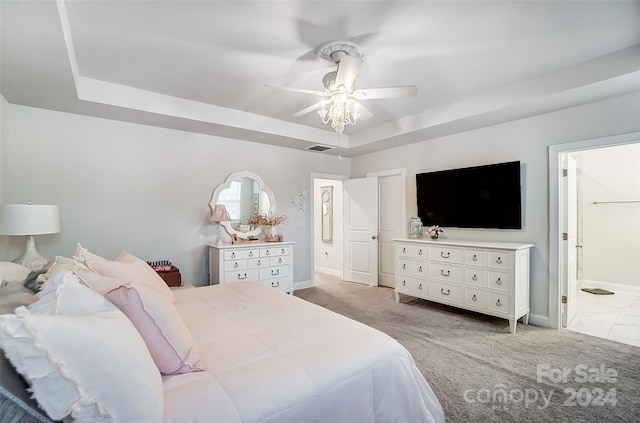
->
(248, 213, 288, 241)
(427, 225, 443, 240)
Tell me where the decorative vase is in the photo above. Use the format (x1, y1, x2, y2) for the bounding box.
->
(430, 234, 439, 240)
(265, 225, 280, 241)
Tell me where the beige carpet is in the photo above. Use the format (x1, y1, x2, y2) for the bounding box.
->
(295, 274, 640, 423)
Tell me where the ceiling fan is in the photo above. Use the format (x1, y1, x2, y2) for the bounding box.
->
(264, 41, 418, 134)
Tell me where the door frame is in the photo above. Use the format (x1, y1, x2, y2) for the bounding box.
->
(309, 172, 348, 287)
(548, 132, 640, 329)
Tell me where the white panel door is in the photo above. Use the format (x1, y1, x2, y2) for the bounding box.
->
(377, 173, 405, 288)
(343, 177, 379, 286)
(561, 154, 579, 327)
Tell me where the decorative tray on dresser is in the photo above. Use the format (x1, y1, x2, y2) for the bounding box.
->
(208, 241, 295, 294)
(394, 238, 533, 334)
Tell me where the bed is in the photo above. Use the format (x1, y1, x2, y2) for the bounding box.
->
(0, 253, 444, 423)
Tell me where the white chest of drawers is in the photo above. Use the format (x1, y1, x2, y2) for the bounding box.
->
(394, 239, 533, 333)
(208, 242, 295, 294)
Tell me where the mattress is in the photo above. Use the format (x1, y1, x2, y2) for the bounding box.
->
(164, 282, 444, 423)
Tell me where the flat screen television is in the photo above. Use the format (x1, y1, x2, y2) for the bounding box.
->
(416, 161, 522, 229)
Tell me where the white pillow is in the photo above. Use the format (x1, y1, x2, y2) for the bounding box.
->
(0, 261, 31, 283)
(0, 275, 163, 422)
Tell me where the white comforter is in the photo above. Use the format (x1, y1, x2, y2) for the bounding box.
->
(164, 282, 444, 423)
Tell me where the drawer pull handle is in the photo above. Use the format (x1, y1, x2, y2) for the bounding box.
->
(472, 254, 478, 261)
(231, 252, 236, 258)
(234, 262, 239, 268)
(237, 273, 247, 280)
(441, 252, 450, 259)
(418, 249, 423, 255)
(281, 249, 285, 254)
(472, 294, 477, 302)
(496, 299, 502, 307)
(496, 278, 502, 285)
(418, 283, 423, 290)
(266, 251, 270, 256)
(402, 264, 407, 270)
(418, 266, 423, 272)
(472, 274, 478, 281)
(441, 269, 450, 276)
(278, 258, 283, 263)
(441, 288, 450, 295)
(257, 260, 262, 266)
(248, 251, 253, 257)
(402, 280, 407, 286)
(496, 257, 502, 264)
(271, 269, 280, 276)
(402, 247, 406, 253)
(271, 281, 280, 288)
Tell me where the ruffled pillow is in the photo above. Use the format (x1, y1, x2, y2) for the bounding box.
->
(0, 275, 163, 422)
(84, 250, 175, 303)
(76, 271, 205, 375)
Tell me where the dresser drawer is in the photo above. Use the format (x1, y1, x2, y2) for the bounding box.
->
(247, 258, 268, 269)
(429, 246, 464, 264)
(270, 256, 289, 266)
(397, 244, 412, 257)
(465, 269, 486, 287)
(429, 282, 464, 303)
(412, 278, 428, 294)
(465, 289, 487, 308)
(259, 265, 289, 280)
(262, 278, 292, 292)
(412, 245, 428, 259)
(242, 249, 260, 259)
(412, 261, 428, 277)
(429, 263, 464, 283)
(487, 270, 511, 291)
(260, 246, 291, 257)
(224, 259, 247, 271)
(487, 251, 513, 270)
(466, 250, 487, 266)
(224, 269, 259, 282)
(396, 275, 411, 290)
(397, 259, 411, 274)
(487, 292, 510, 314)
(224, 250, 243, 260)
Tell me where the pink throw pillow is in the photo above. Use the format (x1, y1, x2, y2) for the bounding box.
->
(84, 250, 175, 303)
(76, 271, 205, 375)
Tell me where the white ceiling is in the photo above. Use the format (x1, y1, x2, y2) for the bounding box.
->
(2, 1, 640, 157)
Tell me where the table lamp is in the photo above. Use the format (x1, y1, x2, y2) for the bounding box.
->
(210, 204, 230, 245)
(1, 204, 60, 270)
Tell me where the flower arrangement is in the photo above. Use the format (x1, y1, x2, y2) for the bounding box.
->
(247, 213, 288, 227)
(427, 225, 443, 239)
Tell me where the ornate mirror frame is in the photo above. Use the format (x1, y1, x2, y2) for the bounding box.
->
(209, 170, 277, 240)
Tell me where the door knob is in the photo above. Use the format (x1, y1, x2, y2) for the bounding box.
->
(371, 235, 377, 239)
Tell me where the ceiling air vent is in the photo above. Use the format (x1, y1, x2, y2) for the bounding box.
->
(307, 144, 335, 152)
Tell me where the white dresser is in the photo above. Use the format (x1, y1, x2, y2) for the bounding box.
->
(394, 239, 533, 333)
(208, 242, 295, 294)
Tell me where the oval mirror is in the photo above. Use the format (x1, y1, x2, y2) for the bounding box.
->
(209, 170, 276, 238)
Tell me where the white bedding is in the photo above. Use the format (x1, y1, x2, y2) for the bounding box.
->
(164, 282, 444, 423)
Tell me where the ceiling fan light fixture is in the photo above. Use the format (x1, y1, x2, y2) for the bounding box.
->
(319, 94, 360, 135)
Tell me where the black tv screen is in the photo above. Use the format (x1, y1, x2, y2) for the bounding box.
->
(416, 161, 522, 229)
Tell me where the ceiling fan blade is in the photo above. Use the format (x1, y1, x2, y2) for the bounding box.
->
(352, 85, 418, 100)
(292, 101, 324, 117)
(334, 55, 362, 91)
(264, 84, 328, 97)
(356, 103, 373, 121)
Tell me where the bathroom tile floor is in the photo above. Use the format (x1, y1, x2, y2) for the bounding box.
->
(567, 289, 640, 348)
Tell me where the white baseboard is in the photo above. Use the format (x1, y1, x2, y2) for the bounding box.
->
(579, 279, 640, 296)
(294, 279, 313, 291)
(314, 266, 342, 278)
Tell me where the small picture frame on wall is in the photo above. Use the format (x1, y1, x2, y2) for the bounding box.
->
(321, 186, 333, 243)
(253, 193, 259, 214)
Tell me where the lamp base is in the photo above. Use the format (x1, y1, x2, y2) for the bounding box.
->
(13, 235, 49, 270)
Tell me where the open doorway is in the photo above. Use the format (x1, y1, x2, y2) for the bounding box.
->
(551, 134, 640, 347)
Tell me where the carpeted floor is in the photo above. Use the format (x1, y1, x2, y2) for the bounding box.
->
(295, 274, 640, 423)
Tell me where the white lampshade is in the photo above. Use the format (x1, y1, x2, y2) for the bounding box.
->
(1, 204, 60, 235)
(1, 204, 60, 270)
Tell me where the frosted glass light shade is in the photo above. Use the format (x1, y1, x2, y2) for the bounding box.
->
(1, 204, 60, 235)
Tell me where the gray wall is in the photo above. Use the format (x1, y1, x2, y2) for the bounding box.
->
(350, 92, 640, 325)
(1, 103, 350, 286)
